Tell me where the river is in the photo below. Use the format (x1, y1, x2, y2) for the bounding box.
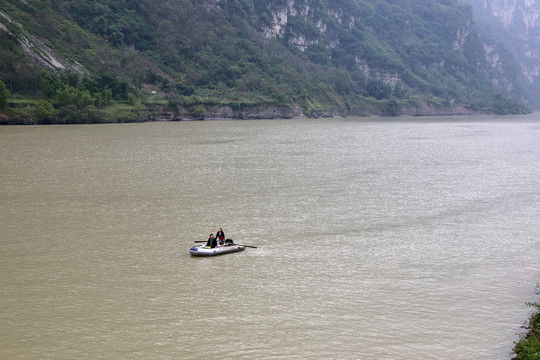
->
(1, 115, 539, 359)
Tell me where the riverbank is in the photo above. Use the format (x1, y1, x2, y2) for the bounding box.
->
(0, 99, 502, 125)
(512, 286, 540, 359)
(1, 87, 533, 125)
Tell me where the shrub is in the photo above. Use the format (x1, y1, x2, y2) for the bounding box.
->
(513, 285, 540, 359)
(0, 80, 9, 109)
(35, 100, 57, 123)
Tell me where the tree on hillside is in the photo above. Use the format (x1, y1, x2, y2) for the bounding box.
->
(0, 80, 9, 110)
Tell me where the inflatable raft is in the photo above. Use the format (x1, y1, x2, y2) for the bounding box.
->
(189, 243, 245, 256)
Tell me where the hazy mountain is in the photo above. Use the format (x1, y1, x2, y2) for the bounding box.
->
(0, 0, 531, 123)
(461, 0, 540, 109)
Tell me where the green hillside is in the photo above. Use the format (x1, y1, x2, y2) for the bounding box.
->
(0, 0, 530, 124)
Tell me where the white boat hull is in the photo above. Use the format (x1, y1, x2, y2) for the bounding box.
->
(189, 244, 245, 256)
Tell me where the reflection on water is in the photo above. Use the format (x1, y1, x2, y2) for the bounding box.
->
(1, 115, 540, 359)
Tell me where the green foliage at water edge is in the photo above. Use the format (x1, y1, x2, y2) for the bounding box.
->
(513, 285, 540, 360)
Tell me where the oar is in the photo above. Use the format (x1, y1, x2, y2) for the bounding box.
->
(194, 240, 257, 248)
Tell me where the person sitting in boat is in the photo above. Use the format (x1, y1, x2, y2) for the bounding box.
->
(216, 228, 225, 244)
(206, 233, 217, 248)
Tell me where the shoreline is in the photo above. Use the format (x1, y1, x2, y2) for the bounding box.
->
(512, 285, 540, 359)
(0, 101, 522, 125)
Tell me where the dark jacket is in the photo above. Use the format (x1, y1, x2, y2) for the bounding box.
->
(216, 230, 225, 241)
(206, 236, 217, 248)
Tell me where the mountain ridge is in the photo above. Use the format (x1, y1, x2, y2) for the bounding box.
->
(0, 0, 531, 124)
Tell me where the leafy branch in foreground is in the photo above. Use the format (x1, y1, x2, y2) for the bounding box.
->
(513, 284, 540, 360)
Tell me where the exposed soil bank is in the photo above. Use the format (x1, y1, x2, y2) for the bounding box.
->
(145, 102, 477, 122)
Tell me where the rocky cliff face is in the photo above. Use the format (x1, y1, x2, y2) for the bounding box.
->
(463, 0, 540, 107)
(483, 0, 540, 83)
(0, 10, 83, 74)
(484, 0, 540, 31)
(260, 1, 474, 90)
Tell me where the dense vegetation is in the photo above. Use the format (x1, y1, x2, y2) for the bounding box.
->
(0, 79, 8, 110)
(513, 286, 540, 360)
(0, 0, 530, 124)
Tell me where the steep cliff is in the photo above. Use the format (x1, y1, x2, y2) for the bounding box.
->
(462, 0, 540, 108)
